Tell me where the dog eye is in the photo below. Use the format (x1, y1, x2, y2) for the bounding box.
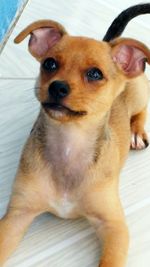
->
(42, 58, 58, 72)
(86, 68, 103, 81)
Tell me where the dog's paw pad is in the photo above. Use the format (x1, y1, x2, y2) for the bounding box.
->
(130, 133, 149, 150)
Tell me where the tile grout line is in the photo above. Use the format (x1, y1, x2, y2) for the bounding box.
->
(125, 196, 150, 216)
(0, 77, 36, 80)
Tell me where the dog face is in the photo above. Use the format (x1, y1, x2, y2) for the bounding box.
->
(15, 20, 150, 122)
(37, 36, 120, 122)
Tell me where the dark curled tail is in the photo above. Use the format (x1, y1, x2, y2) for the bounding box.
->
(103, 3, 150, 42)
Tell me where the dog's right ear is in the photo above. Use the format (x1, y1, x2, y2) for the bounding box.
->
(14, 20, 67, 59)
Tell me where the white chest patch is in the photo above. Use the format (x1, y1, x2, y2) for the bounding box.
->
(45, 124, 95, 183)
(50, 194, 76, 219)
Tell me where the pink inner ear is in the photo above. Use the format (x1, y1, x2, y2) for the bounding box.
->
(29, 28, 62, 57)
(113, 45, 146, 77)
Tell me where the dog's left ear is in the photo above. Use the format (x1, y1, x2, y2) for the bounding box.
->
(14, 20, 67, 59)
(110, 38, 150, 77)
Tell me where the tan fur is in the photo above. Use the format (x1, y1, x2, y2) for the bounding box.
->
(0, 20, 150, 267)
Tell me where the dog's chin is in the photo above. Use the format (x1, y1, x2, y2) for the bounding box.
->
(42, 102, 87, 121)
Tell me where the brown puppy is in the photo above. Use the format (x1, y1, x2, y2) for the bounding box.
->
(0, 20, 150, 267)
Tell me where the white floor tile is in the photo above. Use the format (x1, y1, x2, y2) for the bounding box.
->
(0, 79, 39, 216)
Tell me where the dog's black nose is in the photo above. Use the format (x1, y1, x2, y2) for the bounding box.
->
(48, 81, 70, 101)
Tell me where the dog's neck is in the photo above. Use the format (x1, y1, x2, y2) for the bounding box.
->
(40, 110, 110, 191)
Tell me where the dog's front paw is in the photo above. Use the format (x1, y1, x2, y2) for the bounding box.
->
(130, 132, 149, 150)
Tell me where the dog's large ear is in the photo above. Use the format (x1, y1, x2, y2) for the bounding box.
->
(110, 38, 150, 77)
(14, 20, 67, 58)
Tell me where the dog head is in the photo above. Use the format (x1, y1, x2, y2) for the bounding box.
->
(15, 20, 150, 122)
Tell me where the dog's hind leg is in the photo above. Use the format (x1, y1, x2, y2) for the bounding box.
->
(130, 107, 149, 150)
(123, 75, 150, 150)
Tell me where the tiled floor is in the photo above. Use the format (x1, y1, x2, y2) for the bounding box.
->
(0, 0, 150, 266)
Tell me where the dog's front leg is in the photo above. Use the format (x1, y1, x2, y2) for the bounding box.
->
(85, 188, 129, 267)
(0, 172, 45, 266)
(97, 219, 129, 267)
(0, 209, 37, 266)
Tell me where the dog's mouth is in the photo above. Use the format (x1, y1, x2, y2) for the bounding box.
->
(42, 102, 87, 117)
